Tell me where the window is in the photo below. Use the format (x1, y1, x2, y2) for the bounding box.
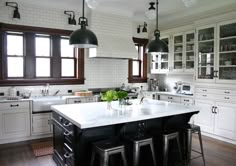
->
(6, 33, 24, 78)
(0, 23, 85, 86)
(60, 38, 75, 77)
(35, 35, 51, 77)
(128, 38, 148, 83)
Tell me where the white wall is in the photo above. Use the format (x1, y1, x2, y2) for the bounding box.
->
(0, 0, 148, 96)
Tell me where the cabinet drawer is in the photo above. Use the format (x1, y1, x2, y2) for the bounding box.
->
(196, 93, 236, 103)
(160, 95, 181, 103)
(67, 98, 87, 104)
(181, 97, 194, 105)
(86, 97, 96, 103)
(195, 88, 236, 96)
(0, 101, 30, 110)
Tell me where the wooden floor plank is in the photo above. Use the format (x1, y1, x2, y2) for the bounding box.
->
(0, 136, 236, 166)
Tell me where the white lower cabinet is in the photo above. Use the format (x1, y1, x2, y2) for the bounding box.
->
(0, 101, 30, 140)
(32, 113, 52, 135)
(195, 99, 236, 140)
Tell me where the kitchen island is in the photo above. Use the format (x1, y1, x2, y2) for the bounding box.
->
(51, 99, 199, 166)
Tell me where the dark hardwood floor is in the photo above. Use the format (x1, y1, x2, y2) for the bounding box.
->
(0, 135, 236, 166)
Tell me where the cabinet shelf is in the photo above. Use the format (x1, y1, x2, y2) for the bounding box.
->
(186, 50, 194, 53)
(186, 41, 194, 44)
(174, 51, 183, 53)
(186, 60, 194, 62)
(219, 65, 236, 68)
(198, 65, 214, 67)
(174, 43, 183, 46)
(198, 39, 214, 43)
(198, 52, 214, 55)
(219, 51, 236, 54)
(220, 36, 236, 40)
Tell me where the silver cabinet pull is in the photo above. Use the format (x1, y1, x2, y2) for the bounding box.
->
(211, 106, 215, 113)
(64, 153, 73, 159)
(184, 99, 189, 102)
(224, 97, 230, 100)
(64, 131, 73, 136)
(202, 95, 207, 97)
(10, 104, 19, 107)
(224, 91, 230, 94)
(214, 106, 218, 114)
(63, 122, 72, 127)
(74, 100, 81, 103)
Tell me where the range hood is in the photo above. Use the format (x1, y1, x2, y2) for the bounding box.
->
(88, 11, 137, 59)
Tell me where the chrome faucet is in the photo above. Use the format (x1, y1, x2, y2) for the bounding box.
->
(42, 83, 50, 96)
(139, 86, 145, 104)
(53, 90, 60, 96)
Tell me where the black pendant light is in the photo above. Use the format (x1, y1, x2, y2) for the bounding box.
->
(146, 0, 168, 54)
(69, 0, 98, 48)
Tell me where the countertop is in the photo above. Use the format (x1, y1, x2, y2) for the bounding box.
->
(51, 99, 199, 129)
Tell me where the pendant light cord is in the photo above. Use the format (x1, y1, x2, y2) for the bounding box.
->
(82, 0, 85, 18)
(156, 0, 158, 30)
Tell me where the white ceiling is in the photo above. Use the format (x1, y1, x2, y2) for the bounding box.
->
(19, 0, 236, 28)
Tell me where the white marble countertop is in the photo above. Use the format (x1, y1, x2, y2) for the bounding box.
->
(51, 99, 199, 129)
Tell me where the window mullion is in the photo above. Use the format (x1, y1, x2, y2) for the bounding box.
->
(0, 32, 3, 80)
(1, 32, 7, 79)
(25, 32, 35, 79)
(51, 35, 61, 78)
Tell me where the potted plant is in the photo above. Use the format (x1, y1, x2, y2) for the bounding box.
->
(116, 91, 128, 107)
(100, 90, 117, 110)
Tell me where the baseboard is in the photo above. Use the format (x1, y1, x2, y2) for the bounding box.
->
(201, 132, 236, 145)
(0, 134, 53, 145)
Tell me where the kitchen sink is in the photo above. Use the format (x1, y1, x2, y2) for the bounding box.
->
(32, 96, 66, 113)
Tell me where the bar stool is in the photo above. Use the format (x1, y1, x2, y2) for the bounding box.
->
(162, 131, 183, 166)
(185, 124, 205, 166)
(90, 139, 128, 166)
(125, 135, 157, 166)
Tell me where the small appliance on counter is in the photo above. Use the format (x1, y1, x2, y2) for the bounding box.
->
(148, 78, 159, 91)
(174, 81, 193, 95)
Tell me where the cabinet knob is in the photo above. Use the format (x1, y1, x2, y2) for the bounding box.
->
(184, 99, 189, 102)
(74, 100, 81, 103)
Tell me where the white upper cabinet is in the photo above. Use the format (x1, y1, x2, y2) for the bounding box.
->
(196, 19, 236, 83)
(151, 30, 195, 74)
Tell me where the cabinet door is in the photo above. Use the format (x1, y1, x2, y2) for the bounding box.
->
(32, 113, 52, 135)
(216, 20, 236, 84)
(195, 99, 214, 133)
(172, 33, 184, 72)
(0, 110, 30, 139)
(196, 25, 217, 83)
(184, 31, 195, 73)
(214, 102, 236, 139)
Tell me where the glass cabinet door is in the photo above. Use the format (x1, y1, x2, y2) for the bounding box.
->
(151, 37, 169, 73)
(173, 35, 183, 71)
(197, 27, 215, 80)
(185, 32, 195, 71)
(218, 22, 236, 80)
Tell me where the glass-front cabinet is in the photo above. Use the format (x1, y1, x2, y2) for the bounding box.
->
(185, 32, 195, 72)
(196, 25, 216, 82)
(217, 22, 236, 82)
(151, 36, 169, 73)
(173, 34, 184, 71)
(196, 20, 236, 83)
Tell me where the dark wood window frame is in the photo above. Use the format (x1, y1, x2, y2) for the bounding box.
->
(0, 23, 85, 86)
(128, 37, 148, 83)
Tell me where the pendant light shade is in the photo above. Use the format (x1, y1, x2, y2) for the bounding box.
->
(147, 0, 168, 54)
(69, 0, 98, 48)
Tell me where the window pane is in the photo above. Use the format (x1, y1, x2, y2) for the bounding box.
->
(7, 34, 23, 55)
(61, 38, 74, 57)
(36, 36, 50, 57)
(61, 59, 75, 77)
(132, 61, 140, 76)
(36, 58, 50, 77)
(7, 57, 23, 77)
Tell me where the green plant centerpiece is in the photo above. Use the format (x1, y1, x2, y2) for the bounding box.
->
(116, 91, 128, 107)
(100, 90, 117, 110)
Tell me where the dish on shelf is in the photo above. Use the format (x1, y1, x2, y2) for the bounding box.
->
(224, 61, 232, 65)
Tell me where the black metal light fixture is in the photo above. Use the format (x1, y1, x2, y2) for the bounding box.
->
(6, 2, 20, 19)
(145, 2, 155, 20)
(146, 0, 168, 54)
(137, 22, 148, 33)
(69, 0, 98, 48)
(64, 11, 76, 25)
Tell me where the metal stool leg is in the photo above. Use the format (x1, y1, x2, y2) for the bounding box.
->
(102, 152, 109, 166)
(121, 149, 128, 166)
(150, 142, 157, 166)
(176, 134, 183, 164)
(90, 147, 96, 166)
(197, 129, 205, 166)
(133, 143, 140, 166)
(163, 136, 169, 166)
(187, 129, 192, 166)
